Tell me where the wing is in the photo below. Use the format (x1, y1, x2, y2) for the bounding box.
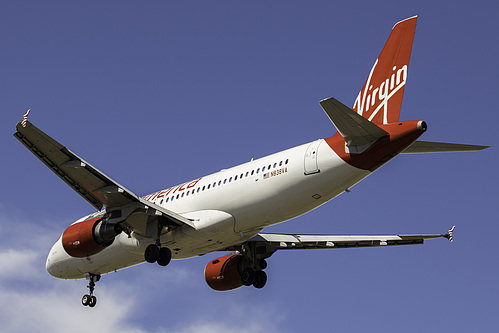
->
(14, 117, 195, 229)
(230, 227, 455, 259)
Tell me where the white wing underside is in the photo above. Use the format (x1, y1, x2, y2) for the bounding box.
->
(235, 230, 454, 258)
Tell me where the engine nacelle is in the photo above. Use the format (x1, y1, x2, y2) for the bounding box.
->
(62, 217, 122, 258)
(204, 254, 243, 291)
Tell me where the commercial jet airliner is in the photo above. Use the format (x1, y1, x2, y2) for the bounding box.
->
(14, 16, 488, 307)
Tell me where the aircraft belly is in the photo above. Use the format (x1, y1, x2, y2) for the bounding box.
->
(163, 210, 243, 258)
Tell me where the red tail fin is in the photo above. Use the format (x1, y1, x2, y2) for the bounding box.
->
(353, 16, 418, 124)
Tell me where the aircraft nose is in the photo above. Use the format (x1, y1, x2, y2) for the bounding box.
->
(46, 255, 54, 276)
(46, 236, 67, 278)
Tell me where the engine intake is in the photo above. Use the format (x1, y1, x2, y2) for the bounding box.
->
(62, 217, 122, 258)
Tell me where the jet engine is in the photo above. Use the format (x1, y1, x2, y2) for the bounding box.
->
(204, 254, 243, 291)
(62, 217, 122, 258)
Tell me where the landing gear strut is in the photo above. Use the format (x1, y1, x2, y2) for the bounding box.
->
(238, 241, 269, 289)
(144, 220, 172, 266)
(82, 273, 100, 307)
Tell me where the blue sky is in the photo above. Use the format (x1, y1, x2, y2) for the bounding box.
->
(1, 1, 498, 332)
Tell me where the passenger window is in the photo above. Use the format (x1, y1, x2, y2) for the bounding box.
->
(273, 163, 277, 168)
(279, 161, 283, 166)
(262, 166, 266, 172)
(166, 198, 169, 203)
(229, 177, 232, 182)
(207, 184, 211, 189)
(285, 159, 289, 164)
(234, 175, 238, 181)
(251, 170, 254, 175)
(246, 172, 249, 177)
(256, 168, 260, 173)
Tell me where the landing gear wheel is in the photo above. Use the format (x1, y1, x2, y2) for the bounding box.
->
(157, 247, 172, 266)
(88, 295, 97, 307)
(82, 294, 91, 306)
(82, 273, 100, 307)
(241, 268, 256, 286)
(253, 271, 267, 289)
(145, 244, 160, 263)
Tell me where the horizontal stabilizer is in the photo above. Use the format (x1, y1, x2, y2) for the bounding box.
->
(320, 97, 388, 148)
(402, 141, 490, 154)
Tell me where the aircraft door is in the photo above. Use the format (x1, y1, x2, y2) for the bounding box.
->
(304, 140, 321, 175)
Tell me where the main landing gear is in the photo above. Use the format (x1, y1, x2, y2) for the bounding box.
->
(82, 273, 100, 307)
(241, 258, 268, 289)
(144, 244, 172, 266)
(144, 219, 172, 266)
(237, 241, 270, 289)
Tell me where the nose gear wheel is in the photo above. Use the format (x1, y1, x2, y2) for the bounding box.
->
(82, 273, 100, 307)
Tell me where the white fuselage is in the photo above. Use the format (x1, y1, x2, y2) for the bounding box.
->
(46, 137, 370, 279)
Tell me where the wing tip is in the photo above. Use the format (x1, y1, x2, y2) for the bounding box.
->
(16, 109, 31, 130)
(444, 226, 456, 242)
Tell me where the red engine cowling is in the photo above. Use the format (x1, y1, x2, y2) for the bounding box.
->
(205, 254, 243, 291)
(62, 217, 121, 258)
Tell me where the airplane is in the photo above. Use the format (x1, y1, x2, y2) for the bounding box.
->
(14, 16, 489, 308)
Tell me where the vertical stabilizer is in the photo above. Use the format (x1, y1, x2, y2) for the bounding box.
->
(352, 16, 418, 124)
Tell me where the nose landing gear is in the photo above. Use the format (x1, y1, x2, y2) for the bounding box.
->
(82, 273, 100, 307)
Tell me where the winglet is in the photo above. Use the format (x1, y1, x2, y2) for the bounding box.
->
(20, 109, 31, 128)
(445, 226, 456, 242)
